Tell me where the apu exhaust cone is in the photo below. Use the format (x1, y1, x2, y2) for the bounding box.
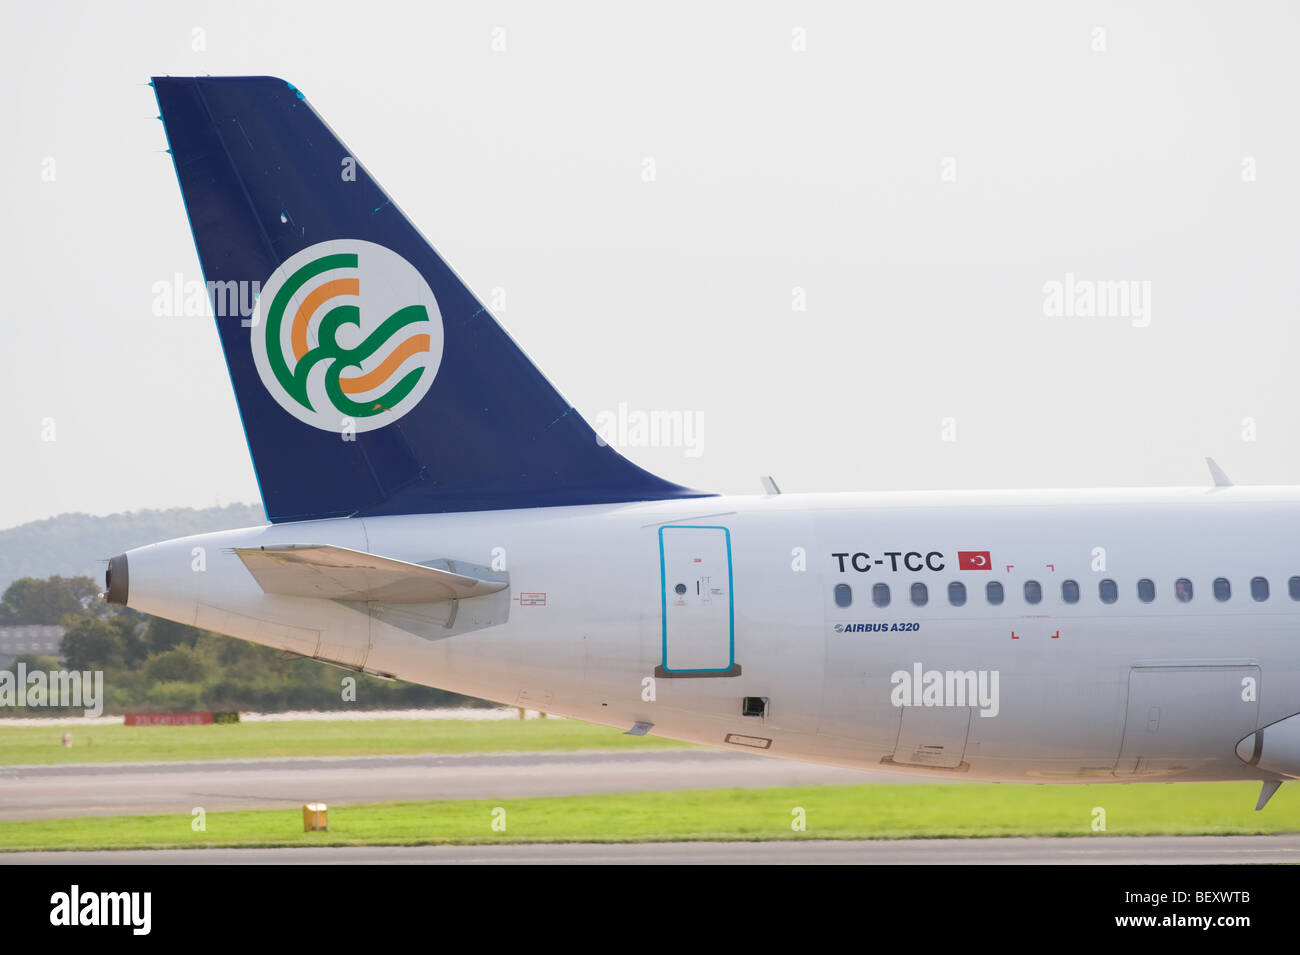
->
(105, 554, 128, 606)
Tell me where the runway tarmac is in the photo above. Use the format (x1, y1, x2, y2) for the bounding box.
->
(9, 835, 1300, 864)
(0, 749, 889, 820)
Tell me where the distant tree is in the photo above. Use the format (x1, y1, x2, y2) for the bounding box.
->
(145, 617, 203, 655)
(59, 617, 126, 670)
(0, 575, 97, 624)
(144, 645, 212, 683)
(60, 612, 145, 670)
(12, 574, 486, 712)
(10, 652, 61, 672)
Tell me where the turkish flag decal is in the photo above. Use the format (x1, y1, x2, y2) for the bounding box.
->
(958, 551, 992, 570)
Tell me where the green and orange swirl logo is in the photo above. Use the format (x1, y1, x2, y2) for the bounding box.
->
(250, 240, 444, 432)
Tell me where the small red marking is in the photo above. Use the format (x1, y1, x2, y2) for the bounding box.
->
(1011, 631, 1019, 640)
(693, 558, 702, 563)
(1051, 630, 1060, 639)
(516, 592, 547, 606)
(1046, 564, 1055, 572)
(1005, 564, 1015, 573)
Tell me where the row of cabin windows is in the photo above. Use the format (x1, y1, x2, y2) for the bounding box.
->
(832, 575, 1298, 609)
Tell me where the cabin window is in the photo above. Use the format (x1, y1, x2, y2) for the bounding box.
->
(1024, 580, 1042, 604)
(911, 582, 928, 606)
(1099, 579, 1118, 604)
(948, 581, 967, 606)
(873, 582, 891, 608)
(1251, 576, 1269, 602)
(1213, 577, 1231, 602)
(1175, 578, 1193, 602)
(1061, 579, 1080, 604)
(986, 581, 1004, 605)
(1290, 576, 1300, 600)
(1137, 578, 1155, 603)
(833, 583, 852, 608)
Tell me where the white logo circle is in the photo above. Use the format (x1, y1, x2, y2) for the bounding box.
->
(250, 239, 444, 433)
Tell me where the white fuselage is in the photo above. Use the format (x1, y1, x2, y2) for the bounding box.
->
(121, 485, 1300, 783)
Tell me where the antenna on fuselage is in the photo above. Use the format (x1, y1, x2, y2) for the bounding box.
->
(1205, 457, 1233, 488)
(1256, 779, 1282, 810)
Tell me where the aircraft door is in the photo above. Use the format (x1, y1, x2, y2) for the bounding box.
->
(1115, 665, 1260, 776)
(658, 525, 735, 674)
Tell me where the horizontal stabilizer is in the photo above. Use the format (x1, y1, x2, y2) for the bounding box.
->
(234, 544, 508, 603)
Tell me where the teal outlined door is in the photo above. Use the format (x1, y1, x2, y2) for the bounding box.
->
(658, 525, 737, 676)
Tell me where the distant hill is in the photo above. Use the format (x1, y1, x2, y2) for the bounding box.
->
(0, 504, 265, 593)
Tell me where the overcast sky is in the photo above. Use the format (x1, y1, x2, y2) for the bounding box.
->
(3, 1, 1298, 529)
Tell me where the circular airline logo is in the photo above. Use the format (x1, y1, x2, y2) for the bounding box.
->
(250, 239, 443, 433)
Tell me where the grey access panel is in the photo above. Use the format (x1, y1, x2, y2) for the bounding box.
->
(888, 706, 973, 770)
(1115, 664, 1260, 777)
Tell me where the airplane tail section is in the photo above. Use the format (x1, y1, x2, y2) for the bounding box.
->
(151, 75, 710, 522)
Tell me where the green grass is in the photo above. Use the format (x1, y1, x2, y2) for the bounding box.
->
(2, 781, 1297, 851)
(0, 718, 690, 765)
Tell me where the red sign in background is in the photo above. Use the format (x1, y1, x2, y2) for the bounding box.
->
(124, 712, 213, 726)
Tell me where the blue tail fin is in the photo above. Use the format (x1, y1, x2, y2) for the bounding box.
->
(152, 76, 710, 522)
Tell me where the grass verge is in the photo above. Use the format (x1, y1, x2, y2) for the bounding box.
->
(1, 781, 1296, 851)
(0, 718, 690, 766)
